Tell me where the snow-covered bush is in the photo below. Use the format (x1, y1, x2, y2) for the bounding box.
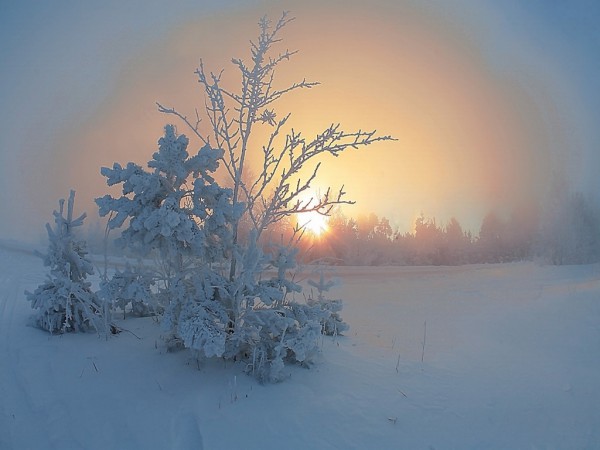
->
(306, 265, 349, 336)
(97, 265, 156, 319)
(226, 241, 325, 382)
(26, 191, 102, 333)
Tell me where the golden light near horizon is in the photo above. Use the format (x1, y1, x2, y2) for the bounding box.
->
(11, 0, 586, 243)
(95, 6, 542, 228)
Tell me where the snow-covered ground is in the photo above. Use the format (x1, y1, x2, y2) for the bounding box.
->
(1, 242, 599, 449)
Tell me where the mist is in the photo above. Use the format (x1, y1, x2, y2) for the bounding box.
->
(1, 0, 598, 241)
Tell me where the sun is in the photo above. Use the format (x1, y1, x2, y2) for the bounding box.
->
(299, 210, 329, 237)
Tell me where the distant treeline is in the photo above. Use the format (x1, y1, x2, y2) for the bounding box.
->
(294, 192, 600, 266)
(86, 191, 600, 267)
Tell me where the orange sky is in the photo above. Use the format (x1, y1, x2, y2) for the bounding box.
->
(2, 0, 594, 239)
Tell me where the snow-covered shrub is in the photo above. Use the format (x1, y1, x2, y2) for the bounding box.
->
(161, 269, 230, 357)
(26, 191, 102, 333)
(306, 265, 349, 336)
(241, 306, 323, 382)
(97, 265, 156, 319)
(226, 242, 325, 382)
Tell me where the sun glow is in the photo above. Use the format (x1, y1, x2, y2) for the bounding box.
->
(47, 1, 571, 244)
(299, 211, 329, 237)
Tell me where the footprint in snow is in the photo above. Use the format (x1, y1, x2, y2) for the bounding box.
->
(170, 411, 204, 450)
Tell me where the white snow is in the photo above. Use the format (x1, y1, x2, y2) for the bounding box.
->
(1, 242, 599, 449)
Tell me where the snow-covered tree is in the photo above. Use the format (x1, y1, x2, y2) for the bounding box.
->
(96, 125, 236, 275)
(97, 125, 240, 342)
(26, 191, 101, 333)
(99, 13, 391, 381)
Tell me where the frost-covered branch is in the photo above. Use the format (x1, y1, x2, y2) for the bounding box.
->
(156, 103, 209, 146)
(253, 124, 394, 234)
(159, 12, 393, 251)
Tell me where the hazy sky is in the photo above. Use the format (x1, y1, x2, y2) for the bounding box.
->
(1, 0, 599, 240)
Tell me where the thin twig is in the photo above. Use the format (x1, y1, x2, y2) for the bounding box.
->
(421, 320, 427, 363)
(111, 323, 142, 340)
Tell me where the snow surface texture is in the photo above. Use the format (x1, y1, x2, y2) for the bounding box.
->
(1, 241, 600, 449)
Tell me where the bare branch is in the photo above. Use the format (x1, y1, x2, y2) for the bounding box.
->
(156, 103, 209, 146)
(156, 12, 394, 272)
